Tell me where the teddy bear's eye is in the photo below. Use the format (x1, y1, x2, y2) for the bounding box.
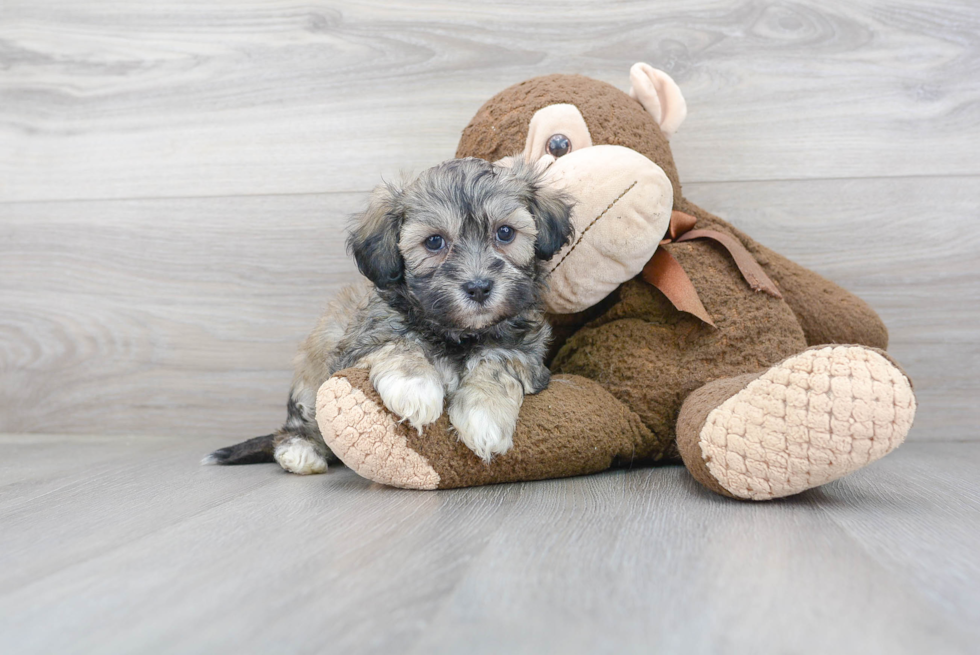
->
(546, 134, 571, 157)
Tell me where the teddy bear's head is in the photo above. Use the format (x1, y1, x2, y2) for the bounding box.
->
(456, 64, 685, 201)
(455, 64, 689, 314)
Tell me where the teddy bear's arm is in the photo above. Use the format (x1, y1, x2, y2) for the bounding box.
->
(735, 232, 889, 349)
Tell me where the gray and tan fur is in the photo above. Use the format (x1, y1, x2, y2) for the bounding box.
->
(204, 157, 574, 473)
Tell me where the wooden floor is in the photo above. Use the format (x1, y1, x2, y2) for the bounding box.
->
(0, 436, 977, 655)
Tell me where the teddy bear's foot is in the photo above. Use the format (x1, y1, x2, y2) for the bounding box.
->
(677, 345, 916, 501)
(315, 372, 442, 490)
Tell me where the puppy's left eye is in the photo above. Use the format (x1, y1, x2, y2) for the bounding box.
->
(495, 225, 516, 244)
(424, 235, 445, 251)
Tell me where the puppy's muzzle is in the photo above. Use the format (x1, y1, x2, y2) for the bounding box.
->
(462, 278, 494, 304)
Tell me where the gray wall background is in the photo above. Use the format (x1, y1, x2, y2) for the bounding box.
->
(1, 1, 977, 440)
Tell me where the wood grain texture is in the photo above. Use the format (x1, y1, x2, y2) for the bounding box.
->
(2, 0, 979, 202)
(0, 436, 976, 654)
(2, 4, 977, 652)
(3, 177, 976, 439)
(0, 194, 362, 437)
(2, 1, 978, 439)
(816, 442, 980, 636)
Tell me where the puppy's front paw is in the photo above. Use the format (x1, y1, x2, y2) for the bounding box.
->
(274, 437, 328, 475)
(449, 391, 519, 463)
(373, 369, 444, 432)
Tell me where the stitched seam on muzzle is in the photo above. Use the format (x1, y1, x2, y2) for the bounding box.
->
(546, 180, 638, 278)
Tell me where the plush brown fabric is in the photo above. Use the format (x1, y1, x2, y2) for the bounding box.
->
(452, 72, 900, 495)
(733, 233, 889, 349)
(550, 241, 808, 455)
(457, 72, 887, 350)
(333, 368, 656, 489)
(456, 74, 685, 207)
(456, 73, 888, 449)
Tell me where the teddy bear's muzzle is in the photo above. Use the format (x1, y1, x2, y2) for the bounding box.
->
(536, 144, 674, 315)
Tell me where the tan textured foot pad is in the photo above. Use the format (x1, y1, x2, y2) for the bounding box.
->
(316, 375, 441, 490)
(699, 346, 916, 500)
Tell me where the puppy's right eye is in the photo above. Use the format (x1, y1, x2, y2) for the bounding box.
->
(424, 235, 445, 252)
(495, 225, 516, 243)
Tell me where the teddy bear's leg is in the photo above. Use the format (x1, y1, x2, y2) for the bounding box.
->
(675, 345, 916, 500)
(315, 368, 652, 489)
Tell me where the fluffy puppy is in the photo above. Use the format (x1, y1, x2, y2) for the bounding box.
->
(205, 157, 574, 474)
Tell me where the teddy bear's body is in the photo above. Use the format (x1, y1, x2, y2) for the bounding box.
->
(456, 72, 892, 458)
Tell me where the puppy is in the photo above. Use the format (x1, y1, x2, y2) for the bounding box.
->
(204, 157, 574, 474)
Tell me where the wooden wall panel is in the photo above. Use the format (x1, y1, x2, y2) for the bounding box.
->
(0, 195, 362, 436)
(2, 176, 976, 439)
(1, 1, 977, 441)
(1, 1, 978, 201)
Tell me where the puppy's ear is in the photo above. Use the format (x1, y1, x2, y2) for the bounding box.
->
(505, 158, 575, 261)
(529, 183, 575, 261)
(347, 183, 405, 288)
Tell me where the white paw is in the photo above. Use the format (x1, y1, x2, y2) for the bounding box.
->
(274, 437, 328, 475)
(449, 402, 516, 463)
(373, 370, 444, 432)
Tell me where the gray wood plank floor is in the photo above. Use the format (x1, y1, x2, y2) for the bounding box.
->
(0, 435, 977, 655)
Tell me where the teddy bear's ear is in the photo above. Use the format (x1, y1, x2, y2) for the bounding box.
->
(628, 63, 687, 138)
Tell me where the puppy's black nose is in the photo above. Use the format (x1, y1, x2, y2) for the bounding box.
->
(462, 279, 494, 304)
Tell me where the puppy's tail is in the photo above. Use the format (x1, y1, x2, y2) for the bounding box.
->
(201, 434, 276, 466)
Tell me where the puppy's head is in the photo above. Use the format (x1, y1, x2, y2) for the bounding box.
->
(347, 157, 573, 332)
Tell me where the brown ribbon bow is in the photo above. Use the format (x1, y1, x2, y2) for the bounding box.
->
(641, 211, 782, 326)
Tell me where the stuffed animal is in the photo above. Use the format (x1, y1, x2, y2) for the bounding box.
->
(314, 63, 916, 500)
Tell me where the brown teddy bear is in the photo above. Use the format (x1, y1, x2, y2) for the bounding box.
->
(314, 63, 916, 500)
